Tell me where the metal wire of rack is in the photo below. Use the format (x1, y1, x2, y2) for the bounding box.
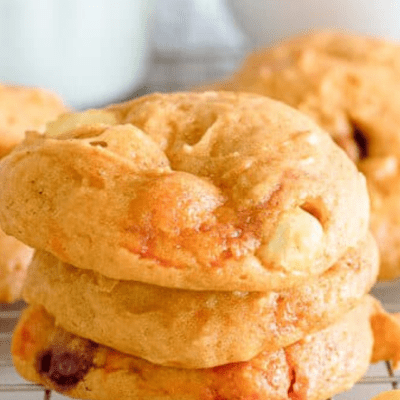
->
(0, 48, 400, 399)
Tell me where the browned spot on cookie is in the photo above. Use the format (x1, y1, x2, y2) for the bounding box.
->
(89, 140, 108, 147)
(87, 173, 105, 189)
(49, 226, 70, 265)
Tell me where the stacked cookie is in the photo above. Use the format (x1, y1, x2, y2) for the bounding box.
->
(0, 83, 67, 302)
(204, 30, 400, 281)
(0, 92, 388, 399)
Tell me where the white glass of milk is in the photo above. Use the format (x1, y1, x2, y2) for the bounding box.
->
(0, 0, 155, 109)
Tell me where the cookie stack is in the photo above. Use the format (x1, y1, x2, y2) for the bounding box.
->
(0, 92, 388, 399)
(0, 83, 66, 303)
(204, 30, 400, 281)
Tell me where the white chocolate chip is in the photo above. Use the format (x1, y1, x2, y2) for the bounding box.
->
(257, 207, 324, 273)
(305, 131, 320, 146)
(368, 156, 398, 180)
(232, 291, 249, 298)
(46, 110, 118, 137)
(299, 156, 315, 166)
(183, 144, 193, 154)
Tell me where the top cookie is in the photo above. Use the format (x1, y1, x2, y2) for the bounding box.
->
(208, 30, 400, 280)
(0, 84, 67, 158)
(0, 92, 369, 291)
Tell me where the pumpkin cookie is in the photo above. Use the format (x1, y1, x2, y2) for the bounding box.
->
(0, 83, 67, 157)
(12, 297, 377, 400)
(0, 228, 33, 302)
(0, 92, 369, 291)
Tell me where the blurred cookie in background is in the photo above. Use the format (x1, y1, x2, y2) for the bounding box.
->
(0, 230, 33, 303)
(371, 391, 400, 400)
(0, 84, 67, 158)
(0, 83, 67, 303)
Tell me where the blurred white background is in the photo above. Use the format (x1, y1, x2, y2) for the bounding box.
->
(1, 0, 400, 109)
(0, 0, 245, 109)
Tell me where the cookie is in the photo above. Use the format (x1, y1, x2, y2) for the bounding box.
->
(0, 227, 34, 302)
(23, 233, 378, 368)
(0, 92, 369, 291)
(371, 391, 400, 400)
(12, 297, 376, 400)
(206, 31, 400, 280)
(370, 306, 400, 369)
(0, 83, 67, 158)
(358, 157, 400, 280)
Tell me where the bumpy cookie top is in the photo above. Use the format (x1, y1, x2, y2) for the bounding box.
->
(0, 92, 368, 291)
(0, 84, 67, 158)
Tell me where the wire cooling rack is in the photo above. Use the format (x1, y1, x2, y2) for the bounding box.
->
(1, 48, 400, 399)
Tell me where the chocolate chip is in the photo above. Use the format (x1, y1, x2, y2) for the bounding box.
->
(50, 352, 84, 388)
(352, 123, 369, 160)
(38, 350, 52, 374)
(37, 344, 97, 391)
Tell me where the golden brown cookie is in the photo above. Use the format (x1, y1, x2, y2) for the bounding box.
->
(23, 233, 378, 368)
(12, 298, 375, 400)
(0, 83, 67, 158)
(206, 31, 400, 280)
(0, 92, 369, 291)
(370, 305, 400, 369)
